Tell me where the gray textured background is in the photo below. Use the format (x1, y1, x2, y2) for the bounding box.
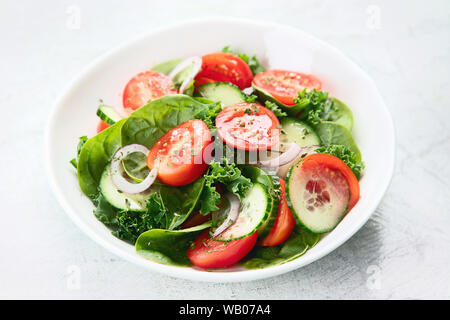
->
(1, 0, 449, 299)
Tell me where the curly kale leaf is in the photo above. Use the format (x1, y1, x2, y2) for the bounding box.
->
(198, 161, 253, 215)
(111, 193, 167, 243)
(264, 101, 287, 118)
(193, 101, 222, 129)
(315, 144, 365, 179)
(294, 89, 335, 125)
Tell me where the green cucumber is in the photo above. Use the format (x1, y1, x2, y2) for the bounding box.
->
(99, 164, 155, 212)
(240, 166, 280, 238)
(96, 105, 122, 125)
(286, 157, 350, 233)
(216, 183, 272, 241)
(196, 82, 246, 107)
(280, 118, 321, 147)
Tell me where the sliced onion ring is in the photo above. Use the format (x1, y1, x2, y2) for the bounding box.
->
(168, 56, 202, 94)
(259, 142, 303, 168)
(242, 87, 254, 95)
(212, 194, 240, 238)
(110, 144, 159, 194)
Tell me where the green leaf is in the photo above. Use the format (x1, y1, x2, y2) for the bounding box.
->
(93, 193, 119, 227)
(264, 101, 287, 118)
(159, 177, 206, 230)
(136, 222, 211, 266)
(121, 95, 215, 148)
(316, 144, 365, 179)
(69, 136, 88, 169)
(198, 161, 253, 215)
(77, 119, 126, 199)
(314, 122, 362, 162)
(111, 193, 167, 243)
(295, 90, 354, 131)
(151, 58, 183, 75)
(242, 226, 320, 269)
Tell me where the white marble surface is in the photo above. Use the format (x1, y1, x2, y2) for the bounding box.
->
(1, 0, 449, 299)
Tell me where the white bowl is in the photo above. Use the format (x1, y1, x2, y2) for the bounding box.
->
(45, 17, 395, 282)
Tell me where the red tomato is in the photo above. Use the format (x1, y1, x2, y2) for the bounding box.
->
(303, 153, 360, 211)
(194, 52, 253, 89)
(215, 102, 280, 151)
(146, 119, 212, 186)
(194, 76, 216, 87)
(123, 70, 177, 111)
(188, 230, 258, 269)
(260, 178, 296, 246)
(96, 120, 110, 133)
(253, 70, 322, 106)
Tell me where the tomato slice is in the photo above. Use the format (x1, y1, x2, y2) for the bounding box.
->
(194, 52, 253, 89)
(304, 153, 360, 211)
(123, 70, 178, 111)
(215, 102, 281, 151)
(188, 230, 258, 269)
(96, 120, 110, 133)
(260, 178, 296, 246)
(146, 119, 212, 186)
(253, 70, 322, 106)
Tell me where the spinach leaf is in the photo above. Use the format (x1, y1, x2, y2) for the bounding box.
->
(151, 58, 183, 75)
(316, 144, 365, 179)
(159, 177, 206, 230)
(314, 122, 362, 162)
(325, 98, 354, 131)
(70, 136, 88, 169)
(135, 222, 211, 266)
(77, 119, 126, 198)
(121, 95, 215, 148)
(242, 226, 320, 269)
(222, 46, 266, 75)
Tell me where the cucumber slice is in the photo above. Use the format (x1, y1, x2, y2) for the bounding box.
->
(216, 183, 272, 241)
(99, 164, 155, 212)
(96, 105, 122, 125)
(286, 157, 350, 233)
(280, 118, 321, 147)
(196, 82, 246, 107)
(240, 166, 280, 238)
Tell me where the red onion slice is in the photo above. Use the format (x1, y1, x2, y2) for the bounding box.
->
(259, 142, 303, 168)
(168, 56, 202, 94)
(212, 194, 240, 238)
(275, 144, 321, 178)
(110, 144, 159, 194)
(242, 87, 254, 95)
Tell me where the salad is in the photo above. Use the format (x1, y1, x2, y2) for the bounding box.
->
(71, 47, 364, 269)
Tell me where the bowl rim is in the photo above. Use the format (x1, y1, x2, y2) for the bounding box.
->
(44, 16, 395, 282)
